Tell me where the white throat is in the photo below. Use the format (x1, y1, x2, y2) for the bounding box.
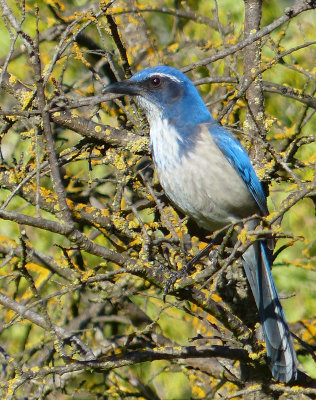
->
(136, 96, 182, 171)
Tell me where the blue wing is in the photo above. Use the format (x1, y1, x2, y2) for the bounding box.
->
(209, 122, 268, 215)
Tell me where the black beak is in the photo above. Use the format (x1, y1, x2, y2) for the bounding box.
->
(103, 79, 141, 96)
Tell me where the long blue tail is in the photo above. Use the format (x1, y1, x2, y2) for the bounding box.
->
(242, 240, 297, 382)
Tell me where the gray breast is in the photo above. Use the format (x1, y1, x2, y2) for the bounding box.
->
(154, 127, 259, 231)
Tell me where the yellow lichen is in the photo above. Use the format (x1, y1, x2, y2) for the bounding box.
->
(20, 89, 35, 110)
(210, 293, 222, 302)
(127, 137, 149, 153)
(9, 75, 17, 84)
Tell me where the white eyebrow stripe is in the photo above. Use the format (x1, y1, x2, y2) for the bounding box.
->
(147, 72, 182, 83)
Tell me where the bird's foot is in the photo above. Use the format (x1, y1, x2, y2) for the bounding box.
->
(163, 240, 215, 301)
(163, 264, 190, 301)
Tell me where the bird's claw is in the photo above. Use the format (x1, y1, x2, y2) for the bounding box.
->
(163, 241, 215, 301)
(163, 266, 189, 302)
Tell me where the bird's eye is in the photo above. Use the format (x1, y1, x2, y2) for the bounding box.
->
(150, 77, 161, 87)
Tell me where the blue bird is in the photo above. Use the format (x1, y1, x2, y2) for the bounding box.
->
(104, 65, 297, 383)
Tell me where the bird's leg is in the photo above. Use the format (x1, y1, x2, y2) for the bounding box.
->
(163, 240, 215, 301)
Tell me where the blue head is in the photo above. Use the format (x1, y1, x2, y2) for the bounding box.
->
(104, 66, 213, 130)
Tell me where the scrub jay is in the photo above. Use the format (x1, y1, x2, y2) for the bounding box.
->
(104, 65, 297, 383)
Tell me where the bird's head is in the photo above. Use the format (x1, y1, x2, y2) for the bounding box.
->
(104, 65, 212, 126)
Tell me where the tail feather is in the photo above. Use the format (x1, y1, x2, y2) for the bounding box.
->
(242, 241, 297, 383)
